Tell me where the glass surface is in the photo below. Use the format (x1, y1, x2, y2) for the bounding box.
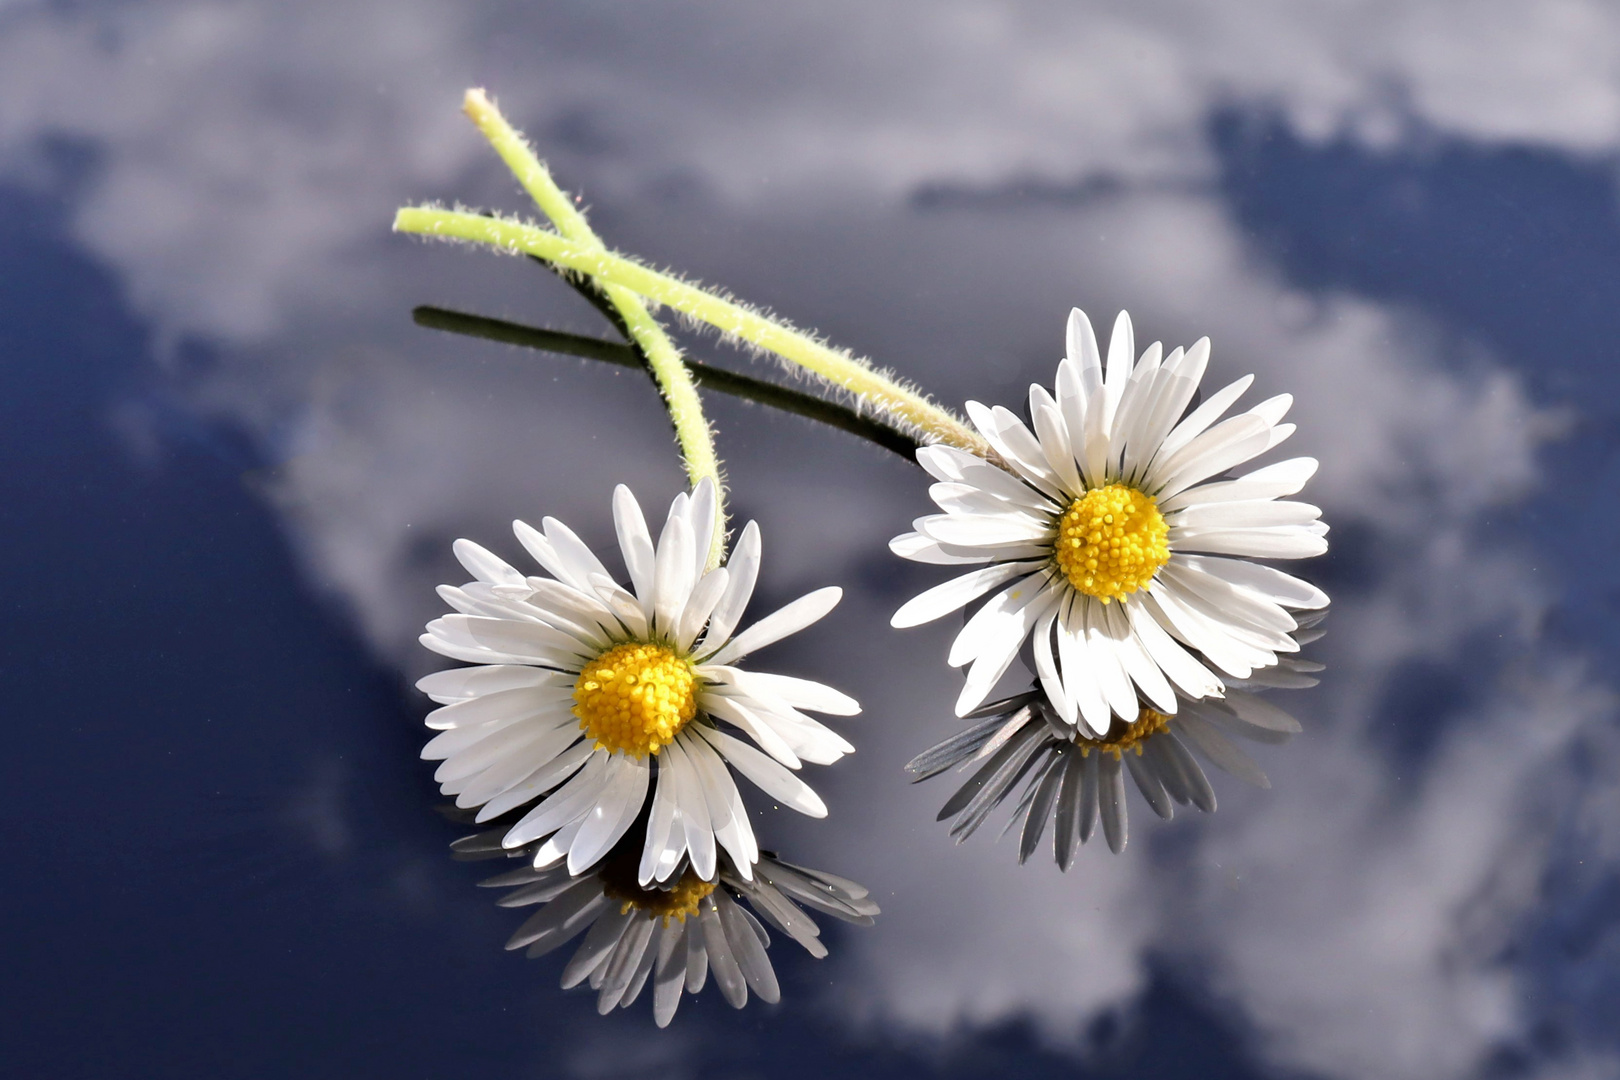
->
(5, 5, 1619, 1079)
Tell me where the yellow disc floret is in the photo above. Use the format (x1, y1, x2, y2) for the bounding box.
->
(1054, 484, 1170, 602)
(573, 641, 698, 758)
(602, 866, 717, 926)
(1078, 707, 1173, 759)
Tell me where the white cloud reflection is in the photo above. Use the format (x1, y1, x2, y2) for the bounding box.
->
(4, 2, 1618, 1078)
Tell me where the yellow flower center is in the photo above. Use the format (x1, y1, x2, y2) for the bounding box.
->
(1078, 707, 1173, 759)
(1053, 484, 1170, 602)
(573, 641, 697, 759)
(602, 866, 717, 926)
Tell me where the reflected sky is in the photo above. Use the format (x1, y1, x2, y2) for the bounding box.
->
(6, 3, 1620, 1079)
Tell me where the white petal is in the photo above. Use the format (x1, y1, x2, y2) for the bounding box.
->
(956, 586, 1057, 716)
(1082, 597, 1141, 723)
(1103, 310, 1135, 425)
(664, 739, 716, 882)
(519, 578, 625, 639)
(888, 531, 990, 566)
(1172, 527, 1329, 560)
(928, 481, 1053, 521)
(1187, 555, 1329, 609)
(1239, 456, 1319, 494)
(416, 664, 564, 705)
(1029, 386, 1082, 493)
(702, 693, 802, 769)
(567, 757, 650, 874)
(718, 670, 860, 716)
(1160, 560, 1298, 635)
(436, 583, 542, 623)
(918, 512, 1052, 548)
(503, 749, 612, 848)
(612, 485, 657, 606)
(687, 478, 719, 581)
(429, 615, 594, 667)
(1159, 455, 1319, 512)
(1154, 373, 1253, 463)
(651, 513, 696, 639)
(1055, 356, 1092, 476)
(892, 561, 1043, 629)
(477, 739, 594, 822)
(696, 726, 828, 817)
(685, 734, 757, 875)
(512, 520, 571, 584)
(529, 818, 587, 870)
(741, 704, 852, 765)
(418, 632, 532, 668)
(954, 461, 1061, 513)
(1247, 393, 1292, 426)
(704, 587, 841, 666)
(1128, 355, 1209, 484)
(1030, 604, 1075, 726)
(1171, 499, 1321, 530)
(540, 517, 616, 593)
(1162, 571, 1297, 654)
(675, 567, 729, 653)
(711, 682, 853, 761)
(422, 705, 565, 761)
(432, 719, 564, 783)
(453, 539, 525, 586)
(700, 521, 761, 653)
(1066, 308, 1102, 381)
(964, 401, 1068, 501)
(1148, 412, 1270, 494)
(1145, 586, 1260, 678)
(639, 760, 683, 885)
(1122, 346, 1184, 483)
(1104, 598, 1177, 713)
(455, 726, 582, 809)
(1111, 341, 1163, 481)
(423, 684, 573, 730)
(916, 443, 979, 482)
(947, 573, 1048, 667)
(1125, 595, 1224, 700)
(1057, 595, 1112, 737)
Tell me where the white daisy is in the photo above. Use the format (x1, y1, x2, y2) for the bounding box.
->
(456, 824, 878, 1027)
(909, 620, 1322, 862)
(417, 478, 858, 885)
(891, 308, 1329, 734)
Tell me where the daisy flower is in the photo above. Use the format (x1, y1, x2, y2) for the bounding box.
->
(417, 478, 858, 886)
(908, 617, 1324, 862)
(891, 308, 1329, 733)
(454, 822, 879, 1027)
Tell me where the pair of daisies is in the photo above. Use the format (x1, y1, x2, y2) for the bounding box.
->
(418, 307, 1327, 1019)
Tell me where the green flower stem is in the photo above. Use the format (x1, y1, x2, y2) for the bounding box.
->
(392, 205, 992, 460)
(461, 89, 727, 569)
(412, 305, 923, 461)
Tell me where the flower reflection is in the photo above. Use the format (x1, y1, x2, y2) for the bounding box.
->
(908, 616, 1324, 862)
(451, 817, 879, 1027)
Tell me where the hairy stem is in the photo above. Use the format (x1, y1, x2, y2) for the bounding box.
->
(461, 88, 727, 568)
(393, 204, 991, 459)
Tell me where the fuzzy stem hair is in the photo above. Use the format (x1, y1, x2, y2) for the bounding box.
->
(393, 203, 991, 460)
(461, 88, 728, 569)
